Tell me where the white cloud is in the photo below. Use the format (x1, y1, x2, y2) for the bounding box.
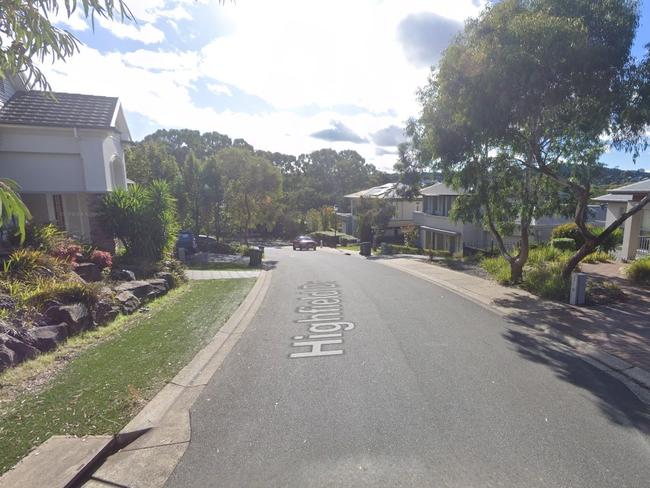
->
(41, 0, 484, 170)
(208, 83, 233, 97)
(97, 17, 165, 44)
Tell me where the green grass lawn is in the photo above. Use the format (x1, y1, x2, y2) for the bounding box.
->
(337, 244, 361, 252)
(0, 278, 255, 474)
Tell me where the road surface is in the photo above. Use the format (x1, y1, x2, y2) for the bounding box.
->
(166, 247, 650, 487)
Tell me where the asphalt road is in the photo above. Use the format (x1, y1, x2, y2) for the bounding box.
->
(166, 247, 650, 488)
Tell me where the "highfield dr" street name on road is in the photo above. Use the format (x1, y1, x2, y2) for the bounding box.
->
(289, 281, 355, 359)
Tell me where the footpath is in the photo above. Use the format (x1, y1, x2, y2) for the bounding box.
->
(325, 247, 650, 406)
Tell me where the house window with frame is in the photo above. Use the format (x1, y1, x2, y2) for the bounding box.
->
(52, 194, 65, 229)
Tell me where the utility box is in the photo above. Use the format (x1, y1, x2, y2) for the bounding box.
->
(570, 272, 588, 306)
(359, 242, 372, 257)
(249, 247, 262, 266)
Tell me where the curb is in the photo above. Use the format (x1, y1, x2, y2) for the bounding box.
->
(373, 258, 650, 407)
(82, 269, 273, 487)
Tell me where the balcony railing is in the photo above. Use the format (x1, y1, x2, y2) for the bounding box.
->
(638, 236, 650, 256)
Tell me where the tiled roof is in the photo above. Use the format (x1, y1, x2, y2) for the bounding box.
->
(609, 178, 650, 195)
(344, 183, 419, 199)
(592, 193, 633, 202)
(0, 91, 118, 129)
(420, 182, 460, 196)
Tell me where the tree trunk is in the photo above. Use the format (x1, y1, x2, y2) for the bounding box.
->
(214, 201, 221, 242)
(561, 240, 596, 281)
(244, 194, 251, 245)
(510, 259, 524, 284)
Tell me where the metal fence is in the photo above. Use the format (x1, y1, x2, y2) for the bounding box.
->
(639, 236, 650, 256)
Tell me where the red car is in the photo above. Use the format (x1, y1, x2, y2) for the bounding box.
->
(292, 236, 318, 251)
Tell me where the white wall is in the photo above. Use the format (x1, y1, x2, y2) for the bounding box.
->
(0, 126, 124, 192)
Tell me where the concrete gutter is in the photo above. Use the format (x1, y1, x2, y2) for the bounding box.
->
(82, 268, 272, 487)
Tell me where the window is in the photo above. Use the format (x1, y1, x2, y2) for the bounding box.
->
(52, 194, 65, 229)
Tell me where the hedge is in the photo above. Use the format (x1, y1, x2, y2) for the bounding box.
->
(550, 238, 576, 251)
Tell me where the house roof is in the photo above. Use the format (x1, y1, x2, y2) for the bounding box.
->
(592, 193, 633, 203)
(0, 91, 119, 130)
(609, 178, 650, 195)
(344, 182, 419, 199)
(420, 182, 460, 197)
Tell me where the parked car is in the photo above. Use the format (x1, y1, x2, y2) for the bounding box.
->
(196, 234, 218, 252)
(176, 230, 198, 254)
(292, 236, 318, 251)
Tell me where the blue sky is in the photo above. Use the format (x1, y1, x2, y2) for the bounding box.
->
(47, 0, 650, 172)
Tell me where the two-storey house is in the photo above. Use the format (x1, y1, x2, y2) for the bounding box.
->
(0, 73, 132, 249)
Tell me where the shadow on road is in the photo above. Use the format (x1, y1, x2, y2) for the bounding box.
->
(502, 325, 650, 434)
(494, 292, 650, 372)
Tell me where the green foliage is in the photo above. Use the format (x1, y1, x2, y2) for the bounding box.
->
(551, 238, 576, 251)
(25, 280, 101, 311)
(305, 208, 322, 232)
(480, 256, 512, 285)
(101, 181, 178, 262)
(521, 261, 572, 302)
(481, 246, 575, 300)
(219, 147, 283, 242)
(581, 251, 612, 264)
(0, 179, 32, 244)
(403, 224, 419, 248)
(23, 223, 67, 253)
(592, 226, 624, 252)
(2, 249, 70, 281)
(624, 256, 650, 285)
(0, 1, 133, 91)
(552, 224, 586, 247)
(354, 198, 395, 242)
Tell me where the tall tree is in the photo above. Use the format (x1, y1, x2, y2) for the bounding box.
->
(416, 0, 650, 280)
(200, 155, 225, 241)
(219, 148, 282, 243)
(181, 151, 203, 233)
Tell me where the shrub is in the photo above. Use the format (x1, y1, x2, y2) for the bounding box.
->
(101, 181, 178, 262)
(551, 238, 576, 251)
(581, 251, 612, 264)
(51, 243, 82, 262)
(480, 256, 511, 284)
(25, 280, 101, 310)
(521, 261, 572, 301)
(384, 244, 425, 255)
(551, 223, 585, 248)
(403, 224, 419, 248)
(22, 223, 68, 253)
(592, 227, 624, 252)
(586, 280, 625, 305)
(624, 256, 650, 285)
(528, 245, 569, 265)
(90, 250, 113, 270)
(2, 249, 70, 280)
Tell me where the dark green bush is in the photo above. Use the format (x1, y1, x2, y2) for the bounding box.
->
(384, 244, 424, 255)
(551, 238, 576, 251)
(624, 257, 650, 285)
(101, 181, 178, 262)
(551, 223, 585, 247)
(593, 227, 624, 252)
(521, 261, 572, 301)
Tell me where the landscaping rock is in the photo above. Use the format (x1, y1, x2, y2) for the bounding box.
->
(146, 278, 168, 298)
(93, 299, 120, 325)
(75, 262, 102, 282)
(44, 303, 93, 334)
(111, 269, 136, 282)
(154, 271, 175, 289)
(31, 324, 69, 352)
(114, 280, 153, 300)
(0, 344, 14, 371)
(115, 291, 140, 314)
(0, 293, 16, 310)
(0, 333, 39, 366)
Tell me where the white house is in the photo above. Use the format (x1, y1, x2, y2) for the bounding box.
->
(341, 183, 421, 240)
(593, 179, 650, 260)
(0, 74, 132, 249)
(414, 182, 571, 254)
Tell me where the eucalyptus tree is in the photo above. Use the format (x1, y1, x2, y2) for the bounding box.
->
(417, 0, 650, 280)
